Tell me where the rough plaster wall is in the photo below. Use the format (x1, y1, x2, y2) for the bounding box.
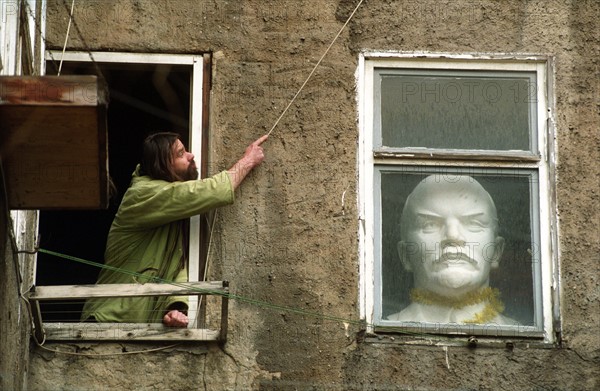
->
(557, 0, 600, 353)
(0, 212, 24, 391)
(30, 0, 599, 390)
(1, 210, 36, 390)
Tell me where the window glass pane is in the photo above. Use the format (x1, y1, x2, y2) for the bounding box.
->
(375, 70, 536, 151)
(376, 167, 540, 329)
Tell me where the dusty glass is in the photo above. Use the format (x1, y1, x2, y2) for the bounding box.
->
(376, 168, 540, 329)
(374, 70, 537, 152)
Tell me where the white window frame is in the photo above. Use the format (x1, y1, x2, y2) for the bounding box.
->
(33, 51, 217, 339)
(357, 52, 559, 343)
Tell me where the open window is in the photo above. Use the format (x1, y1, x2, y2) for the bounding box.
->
(29, 51, 228, 341)
(358, 53, 559, 342)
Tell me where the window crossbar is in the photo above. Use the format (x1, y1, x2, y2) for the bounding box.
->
(374, 149, 541, 162)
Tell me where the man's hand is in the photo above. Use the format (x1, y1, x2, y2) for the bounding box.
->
(228, 134, 268, 189)
(163, 309, 189, 327)
(241, 134, 268, 169)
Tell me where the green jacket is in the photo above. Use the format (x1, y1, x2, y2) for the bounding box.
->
(81, 166, 234, 323)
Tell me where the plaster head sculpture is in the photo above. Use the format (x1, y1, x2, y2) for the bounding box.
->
(387, 175, 515, 324)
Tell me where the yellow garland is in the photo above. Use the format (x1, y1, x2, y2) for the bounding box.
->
(410, 287, 506, 324)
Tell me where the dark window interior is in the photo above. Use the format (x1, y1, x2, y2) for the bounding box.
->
(38, 60, 191, 321)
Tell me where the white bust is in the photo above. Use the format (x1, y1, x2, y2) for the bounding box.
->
(387, 175, 517, 325)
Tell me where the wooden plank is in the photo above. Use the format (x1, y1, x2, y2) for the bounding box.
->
(219, 281, 229, 342)
(46, 51, 197, 65)
(30, 281, 229, 342)
(28, 281, 228, 301)
(374, 149, 540, 162)
(0, 76, 108, 209)
(1, 106, 108, 208)
(372, 325, 543, 338)
(0, 76, 107, 106)
(43, 322, 220, 341)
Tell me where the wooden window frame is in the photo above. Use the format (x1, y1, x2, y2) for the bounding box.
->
(357, 52, 560, 344)
(27, 51, 227, 342)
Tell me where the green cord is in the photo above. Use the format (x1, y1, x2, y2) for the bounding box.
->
(38, 248, 446, 340)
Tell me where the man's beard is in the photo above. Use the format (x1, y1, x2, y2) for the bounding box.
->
(184, 165, 199, 181)
(176, 162, 199, 181)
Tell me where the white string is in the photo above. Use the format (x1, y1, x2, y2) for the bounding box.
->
(195, 0, 366, 324)
(266, 0, 365, 136)
(37, 0, 366, 340)
(57, 0, 76, 76)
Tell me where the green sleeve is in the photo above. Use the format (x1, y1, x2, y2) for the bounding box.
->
(115, 171, 234, 229)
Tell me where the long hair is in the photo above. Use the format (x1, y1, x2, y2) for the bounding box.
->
(139, 132, 182, 182)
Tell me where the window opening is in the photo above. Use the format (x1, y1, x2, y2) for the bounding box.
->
(37, 60, 190, 322)
(28, 52, 226, 341)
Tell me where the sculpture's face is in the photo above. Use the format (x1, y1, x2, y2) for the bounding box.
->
(399, 176, 504, 297)
(171, 139, 198, 181)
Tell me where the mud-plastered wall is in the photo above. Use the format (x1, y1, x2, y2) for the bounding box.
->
(28, 1, 598, 390)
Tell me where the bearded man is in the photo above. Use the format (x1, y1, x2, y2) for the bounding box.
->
(82, 132, 267, 327)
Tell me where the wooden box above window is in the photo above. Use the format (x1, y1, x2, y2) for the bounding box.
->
(0, 75, 109, 209)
